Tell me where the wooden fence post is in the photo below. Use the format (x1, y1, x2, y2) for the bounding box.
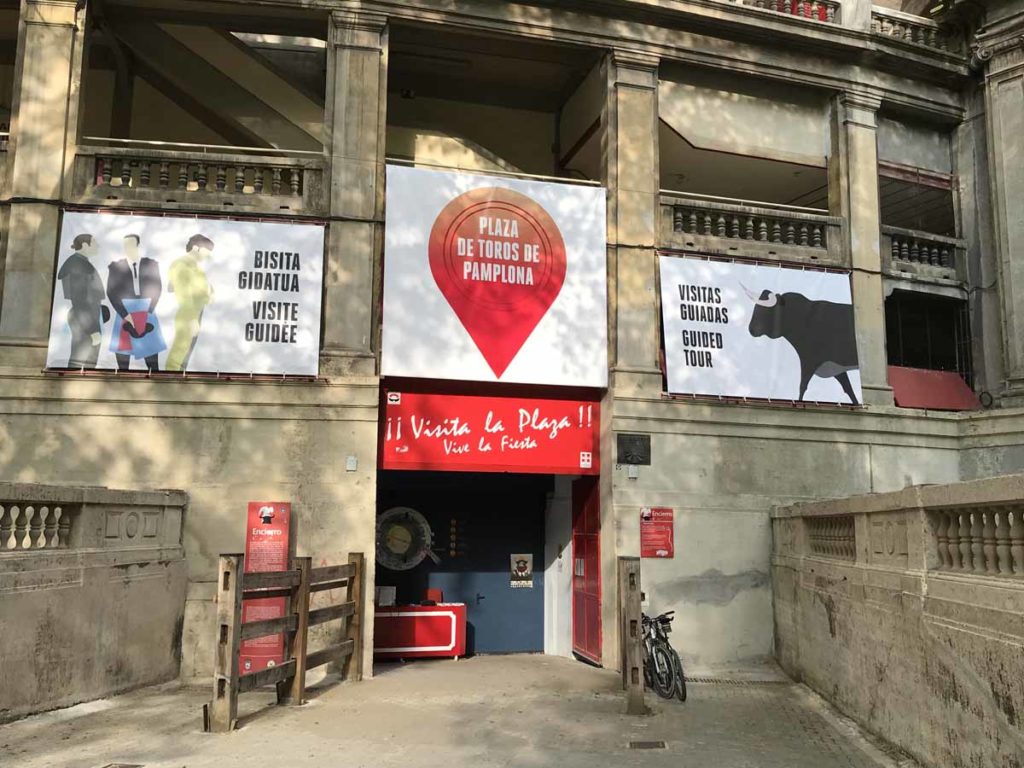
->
(342, 552, 365, 682)
(210, 554, 244, 732)
(279, 556, 311, 706)
(618, 556, 646, 715)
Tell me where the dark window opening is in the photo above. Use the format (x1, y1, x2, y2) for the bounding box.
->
(885, 290, 972, 386)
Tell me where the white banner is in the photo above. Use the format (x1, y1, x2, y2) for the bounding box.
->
(659, 256, 862, 404)
(46, 211, 324, 376)
(382, 165, 607, 387)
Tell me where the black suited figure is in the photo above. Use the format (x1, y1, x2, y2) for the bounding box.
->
(106, 234, 166, 371)
(56, 234, 109, 368)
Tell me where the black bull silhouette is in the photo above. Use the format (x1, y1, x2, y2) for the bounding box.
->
(745, 288, 860, 405)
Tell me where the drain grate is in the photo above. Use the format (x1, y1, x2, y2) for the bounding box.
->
(629, 741, 667, 750)
(688, 684, 790, 688)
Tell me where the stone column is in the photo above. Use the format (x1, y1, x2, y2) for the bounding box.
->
(320, 10, 388, 377)
(956, 88, 1004, 399)
(829, 93, 893, 406)
(974, 27, 1024, 404)
(600, 49, 659, 671)
(0, 0, 87, 364)
(603, 50, 661, 397)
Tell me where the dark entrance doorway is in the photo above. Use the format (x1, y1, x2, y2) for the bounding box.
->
(376, 471, 550, 654)
(572, 476, 601, 663)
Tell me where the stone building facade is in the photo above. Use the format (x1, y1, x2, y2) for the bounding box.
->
(0, 0, 1023, 712)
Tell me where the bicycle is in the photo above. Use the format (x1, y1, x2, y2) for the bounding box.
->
(642, 610, 687, 702)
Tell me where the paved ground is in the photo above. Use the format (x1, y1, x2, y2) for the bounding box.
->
(0, 655, 913, 768)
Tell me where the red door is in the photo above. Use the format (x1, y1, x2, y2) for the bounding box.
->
(572, 476, 602, 664)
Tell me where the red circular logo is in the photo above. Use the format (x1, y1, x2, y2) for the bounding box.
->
(428, 188, 567, 377)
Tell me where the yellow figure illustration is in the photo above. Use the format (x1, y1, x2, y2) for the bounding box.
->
(166, 234, 214, 372)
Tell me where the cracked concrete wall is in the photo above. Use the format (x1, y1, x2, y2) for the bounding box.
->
(0, 486, 188, 722)
(610, 399, 962, 670)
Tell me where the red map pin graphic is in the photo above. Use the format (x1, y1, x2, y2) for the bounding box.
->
(429, 187, 567, 378)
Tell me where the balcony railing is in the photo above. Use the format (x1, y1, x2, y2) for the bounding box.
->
(660, 192, 845, 265)
(871, 6, 963, 55)
(72, 138, 327, 216)
(727, 0, 840, 23)
(881, 225, 964, 282)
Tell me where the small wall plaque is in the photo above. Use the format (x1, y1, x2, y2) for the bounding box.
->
(617, 433, 651, 465)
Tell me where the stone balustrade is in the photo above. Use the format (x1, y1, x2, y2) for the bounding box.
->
(871, 7, 962, 55)
(882, 225, 964, 281)
(773, 477, 1024, 575)
(0, 483, 186, 553)
(0, 501, 75, 550)
(932, 507, 1024, 577)
(660, 192, 845, 265)
(727, 0, 840, 23)
(772, 474, 1024, 768)
(805, 515, 856, 560)
(72, 140, 327, 215)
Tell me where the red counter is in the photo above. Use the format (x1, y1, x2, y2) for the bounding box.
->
(374, 603, 467, 659)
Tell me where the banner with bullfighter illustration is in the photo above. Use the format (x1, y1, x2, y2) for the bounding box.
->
(659, 255, 862, 405)
(382, 165, 607, 387)
(46, 211, 324, 376)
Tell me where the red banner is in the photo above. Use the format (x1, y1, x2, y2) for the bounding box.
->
(640, 507, 674, 558)
(380, 391, 599, 475)
(240, 501, 291, 675)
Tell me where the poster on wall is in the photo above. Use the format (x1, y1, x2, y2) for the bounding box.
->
(240, 501, 292, 675)
(640, 507, 674, 559)
(382, 165, 608, 387)
(46, 211, 325, 376)
(380, 390, 600, 475)
(510, 553, 534, 588)
(659, 255, 862, 404)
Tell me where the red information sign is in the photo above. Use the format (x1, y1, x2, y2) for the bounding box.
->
(380, 391, 599, 475)
(240, 501, 291, 675)
(640, 507, 674, 558)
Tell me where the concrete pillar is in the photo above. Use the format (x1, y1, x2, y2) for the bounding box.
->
(975, 29, 1024, 404)
(956, 87, 1004, 400)
(603, 50, 661, 397)
(0, 0, 86, 364)
(320, 10, 387, 377)
(829, 93, 893, 406)
(599, 50, 660, 671)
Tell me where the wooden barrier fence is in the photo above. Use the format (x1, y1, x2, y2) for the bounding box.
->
(207, 551, 365, 732)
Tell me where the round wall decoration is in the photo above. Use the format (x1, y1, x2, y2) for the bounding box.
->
(376, 506, 439, 571)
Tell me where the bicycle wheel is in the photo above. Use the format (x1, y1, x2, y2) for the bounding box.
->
(670, 648, 687, 702)
(649, 644, 676, 699)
